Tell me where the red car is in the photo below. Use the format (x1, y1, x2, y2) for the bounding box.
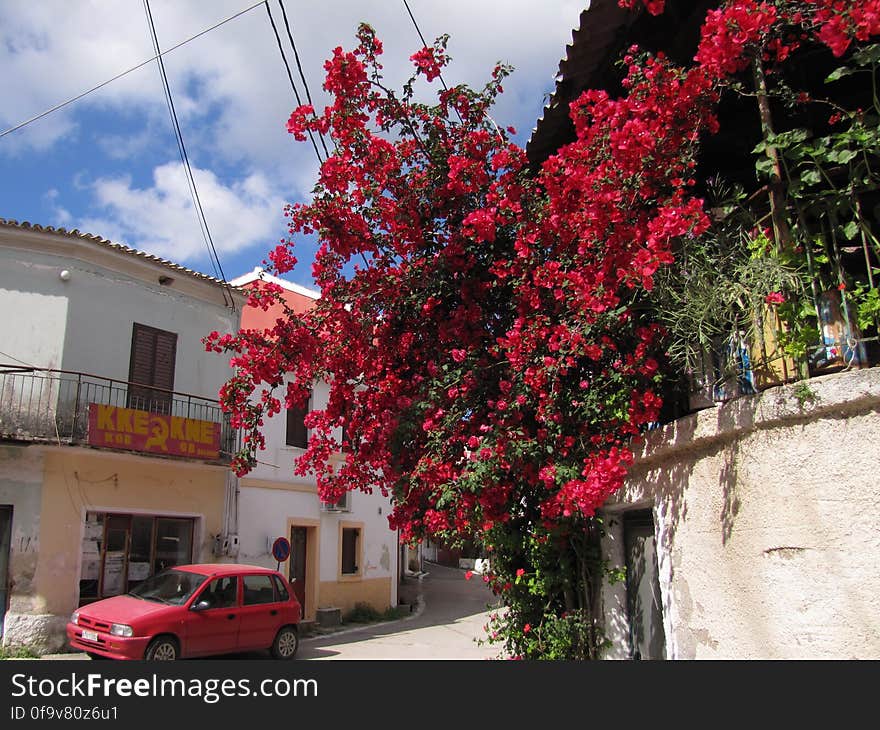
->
(66, 564, 302, 660)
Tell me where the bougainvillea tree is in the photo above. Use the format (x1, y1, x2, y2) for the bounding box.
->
(208, 1, 880, 658)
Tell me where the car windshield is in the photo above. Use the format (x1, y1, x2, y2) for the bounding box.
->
(128, 569, 207, 606)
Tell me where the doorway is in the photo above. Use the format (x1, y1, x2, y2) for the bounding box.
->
(624, 509, 667, 660)
(288, 526, 308, 610)
(0, 506, 11, 635)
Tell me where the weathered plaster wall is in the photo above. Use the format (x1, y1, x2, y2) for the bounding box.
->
(237, 483, 319, 567)
(3, 447, 226, 653)
(0, 249, 68, 370)
(0, 445, 43, 618)
(0, 245, 237, 399)
(601, 367, 880, 659)
(318, 577, 394, 615)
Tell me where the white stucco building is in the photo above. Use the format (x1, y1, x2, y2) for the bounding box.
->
(229, 269, 399, 624)
(0, 219, 244, 652)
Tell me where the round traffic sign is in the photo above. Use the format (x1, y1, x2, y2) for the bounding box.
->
(272, 536, 291, 562)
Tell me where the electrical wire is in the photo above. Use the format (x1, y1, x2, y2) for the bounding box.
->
(402, 0, 434, 75)
(142, 0, 234, 308)
(1, 0, 266, 140)
(263, 1, 324, 165)
(276, 0, 330, 159)
(401, 0, 464, 125)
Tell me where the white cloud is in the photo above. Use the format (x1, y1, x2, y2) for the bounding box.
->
(2, 1, 584, 279)
(1, 1, 582, 162)
(75, 161, 286, 263)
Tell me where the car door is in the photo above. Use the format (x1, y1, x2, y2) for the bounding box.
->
(184, 576, 241, 657)
(237, 573, 283, 651)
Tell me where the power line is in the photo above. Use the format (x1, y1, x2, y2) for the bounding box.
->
(143, 0, 233, 307)
(401, 0, 463, 124)
(263, 1, 324, 165)
(402, 0, 433, 66)
(1, 0, 266, 140)
(276, 0, 330, 159)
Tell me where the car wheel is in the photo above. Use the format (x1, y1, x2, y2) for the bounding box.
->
(271, 625, 299, 659)
(145, 636, 179, 661)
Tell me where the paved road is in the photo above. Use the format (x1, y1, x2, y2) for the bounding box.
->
(299, 562, 503, 660)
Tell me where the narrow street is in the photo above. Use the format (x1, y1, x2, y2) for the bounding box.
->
(38, 562, 504, 661)
(298, 563, 504, 660)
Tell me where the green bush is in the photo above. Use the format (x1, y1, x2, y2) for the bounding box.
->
(343, 602, 383, 624)
(343, 602, 411, 625)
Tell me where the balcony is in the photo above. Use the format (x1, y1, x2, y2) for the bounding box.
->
(0, 365, 238, 463)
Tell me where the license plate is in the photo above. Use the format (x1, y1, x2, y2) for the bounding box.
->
(81, 629, 98, 642)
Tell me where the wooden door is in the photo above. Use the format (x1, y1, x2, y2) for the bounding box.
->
(288, 527, 307, 610)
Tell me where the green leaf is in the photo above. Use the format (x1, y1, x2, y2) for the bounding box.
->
(800, 169, 822, 186)
(843, 220, 860, 240)
(755, 157, 775, 176)
(853, 44, 880, 67)
(825, 66, 856, 83)
(766, 129, 810, 150)
(828, 148, 858, 164)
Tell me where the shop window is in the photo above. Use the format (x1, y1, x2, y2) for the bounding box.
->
(128, 515, 154, 589)
(78, 512, 194, 604)
(154, 518, 194, 574)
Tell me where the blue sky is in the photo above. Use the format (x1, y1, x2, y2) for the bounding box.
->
(0, 0, 584, 291)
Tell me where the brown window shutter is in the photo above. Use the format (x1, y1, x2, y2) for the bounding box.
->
(285, 391, 310, 448)
(128, 323, 177, 414)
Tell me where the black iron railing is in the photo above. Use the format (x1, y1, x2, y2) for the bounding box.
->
(0, 365, 238, 461)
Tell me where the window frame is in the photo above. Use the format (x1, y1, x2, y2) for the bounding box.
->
(338, 521, 364, 581)
(285, 390, 311, 449)
(127, 322, 178, 414)
(241, 573, 279, 606)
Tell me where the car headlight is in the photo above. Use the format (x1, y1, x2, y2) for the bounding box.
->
(70, 612, 80, 625)
(109, 623, 133, 637)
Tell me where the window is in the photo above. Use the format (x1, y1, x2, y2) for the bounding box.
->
(242, 574, 277, 605)
(195, 576, 238, 609)
(341, 527, 360, 576)
(321, 491, 350, 512)
(285, 391, 310, 448)
(271, 575, 289, 602)
(128, 323, 177, 414)
(78, 512, 194, 603)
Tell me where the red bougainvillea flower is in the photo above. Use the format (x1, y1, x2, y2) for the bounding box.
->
(209, 4, 880, 659)
(410, 46, 444, 81)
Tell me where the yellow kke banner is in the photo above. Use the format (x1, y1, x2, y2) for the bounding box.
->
(88, 404, 220, 459)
